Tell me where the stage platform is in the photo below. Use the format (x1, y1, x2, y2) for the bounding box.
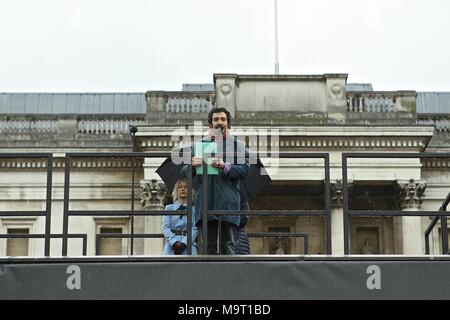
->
(1, 255, 449, 300)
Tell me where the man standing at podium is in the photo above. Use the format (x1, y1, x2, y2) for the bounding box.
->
(183, 107, 249, 255)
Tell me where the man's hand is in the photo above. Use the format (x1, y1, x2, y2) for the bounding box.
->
(191, 157, 203, 168)
(172, 241, 187, 255)
(211, 158, 225, 170)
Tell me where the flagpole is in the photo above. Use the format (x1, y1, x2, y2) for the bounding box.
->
(274, 0, 280, 75)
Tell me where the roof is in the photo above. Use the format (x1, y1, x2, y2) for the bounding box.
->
(1, 90, 449, 115)
(417, 92, 450, 114)
(0, 93, 146, 114)
(182, 84, 215, 92)
(345, 83, 374, 92)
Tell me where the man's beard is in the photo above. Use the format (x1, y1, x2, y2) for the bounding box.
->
(212, 126, 224, 141)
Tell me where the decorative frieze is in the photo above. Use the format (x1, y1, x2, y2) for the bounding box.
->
(0, 158, 144, 170)
(421, 159, 450, 169)
(138, 136, 429, 151)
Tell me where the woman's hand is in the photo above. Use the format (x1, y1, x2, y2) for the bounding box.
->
(172, 241, 187, 255)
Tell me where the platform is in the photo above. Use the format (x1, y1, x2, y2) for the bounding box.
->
(1, 255, 450, 299)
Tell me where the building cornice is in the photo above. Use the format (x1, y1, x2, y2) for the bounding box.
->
(0, 157, 143, 170)
(213, 73, 349, 83)
(135, 125, 435, 152)
(421, 159, 450, 170)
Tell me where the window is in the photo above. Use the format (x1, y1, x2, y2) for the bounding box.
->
(99, 227, 123, 255)
(1, 218, 36, 257)
(94, 218, 130, 256)
(7, 228, 29, 256)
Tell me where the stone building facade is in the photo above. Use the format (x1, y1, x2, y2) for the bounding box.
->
(0, 73, 449, 256)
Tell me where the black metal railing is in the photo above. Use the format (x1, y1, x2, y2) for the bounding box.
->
(61, 151, 331, 256)
(0, 234, 87, 256)
(200, 152, 331, 255)
(4, 151, 450, 257)
(247, 232, 309, 254)
(95, 233, 164, 255)
(425, 192, 450, 254)
(342, 153, 450, 255)
(61, 152, 194, 256)
(0, 153, 53, 256)
(95, 233, 309, 255)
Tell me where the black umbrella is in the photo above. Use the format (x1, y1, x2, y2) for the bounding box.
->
(155, 154, 271, 201)
(241, 157, 272, 200)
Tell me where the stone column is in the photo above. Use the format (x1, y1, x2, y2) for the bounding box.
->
(140, 179, 168, 255)
(331, 180, 344, 255)
(398, 179, 426, 255)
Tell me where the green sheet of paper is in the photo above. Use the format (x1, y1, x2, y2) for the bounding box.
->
(195, 141, 218, 175)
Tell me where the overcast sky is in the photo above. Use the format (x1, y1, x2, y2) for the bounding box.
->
(1, 0, 449, 92)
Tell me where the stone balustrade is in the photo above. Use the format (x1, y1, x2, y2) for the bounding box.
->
(0, 118, 59, 133)
(0, 115, 146, 135)
(145, 91, 215, 125)
(78, 117, 146, 134)
(346, 91, 416, 113)
(417, 116, 450, 133)
(165, 96, 213, 113)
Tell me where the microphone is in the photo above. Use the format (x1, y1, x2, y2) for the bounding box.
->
(211, 127, 223, 142)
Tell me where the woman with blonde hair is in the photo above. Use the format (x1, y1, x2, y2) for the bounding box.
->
(162, 178, 198, 255)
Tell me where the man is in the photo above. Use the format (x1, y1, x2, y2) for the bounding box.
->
(182, 107, 249, 255)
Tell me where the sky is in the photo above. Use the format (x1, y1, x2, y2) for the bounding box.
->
(0, 0, 449, 92)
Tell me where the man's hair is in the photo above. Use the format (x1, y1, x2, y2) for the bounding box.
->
(208, 107, 232, 129)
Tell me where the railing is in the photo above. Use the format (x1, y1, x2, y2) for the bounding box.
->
(0, 115, 146, 135)
(77, 117, 146, 134)
(346, 92, 398, 112)
(95, 233, 163, 255)
(0, 118, 58, 133)
(201, 152, 331, 255)
(7, 151, 450, 256)
(62, 152, 182, 256)
(425, 192, 450, 254)
(0, 154, 53, 256)
(341, 152, 450, 255)
(247, 232, 309, 254)
(62, 151, 330, 256)
(417, 116, 450, 133)
(146, 91, 215, 113)
(0, 234, 87, 256)
(166, 97, 213, 113)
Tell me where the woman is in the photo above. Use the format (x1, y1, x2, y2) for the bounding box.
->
(162, 178, 198, 255)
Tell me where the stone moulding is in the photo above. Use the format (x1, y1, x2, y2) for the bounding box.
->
(0, 158, 144, 170)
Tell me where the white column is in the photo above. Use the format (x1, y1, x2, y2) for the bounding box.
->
(331, 181, 344, 255)
(140, 179, 167, 255)
(398, 179, 426, 255)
